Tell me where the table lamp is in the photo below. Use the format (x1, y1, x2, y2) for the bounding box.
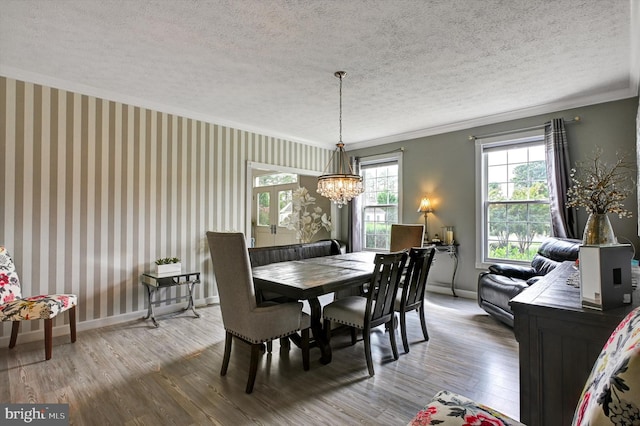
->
(417, 197, 433, 242)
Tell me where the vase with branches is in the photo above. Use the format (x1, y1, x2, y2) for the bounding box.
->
(286, 187, 332, 243)
(567, 146, 634, 244)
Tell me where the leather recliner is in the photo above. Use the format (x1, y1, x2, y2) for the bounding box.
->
(477, 237, 581, 327)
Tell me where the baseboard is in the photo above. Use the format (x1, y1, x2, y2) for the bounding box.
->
(427, 284, 477, 300)
(0, 289, 478, 348)
(0, 295, 220, 347)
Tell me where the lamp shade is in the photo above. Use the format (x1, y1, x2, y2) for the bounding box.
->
(418, 197, 433, 213)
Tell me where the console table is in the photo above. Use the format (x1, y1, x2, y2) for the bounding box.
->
(510, 261, 639, 426)
(426, 243, 459, 296)
(141, 271, 201, 327)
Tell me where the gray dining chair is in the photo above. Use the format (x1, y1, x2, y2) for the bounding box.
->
(206, 232, 311, 393)
(395, 247, 435, 353)
(323, 251, 408, 376)
(389, 224, 425, 252)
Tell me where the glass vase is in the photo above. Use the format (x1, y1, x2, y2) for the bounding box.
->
(442, 226, 454, 245)
(582, 213, 617, 245)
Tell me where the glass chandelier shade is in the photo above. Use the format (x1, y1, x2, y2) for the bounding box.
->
(317, 143, 363, 207)
(317, 71, 364, 208)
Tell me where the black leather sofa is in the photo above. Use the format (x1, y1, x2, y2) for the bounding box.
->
(477, 237, 581, 327)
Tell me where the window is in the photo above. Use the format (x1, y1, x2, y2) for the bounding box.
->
(361, 153, 402, 251)
(476, 131, 551, 265)
(254, 172, 297, 187)
(254, 173, 297, 228)
(256, 187, 293, 227)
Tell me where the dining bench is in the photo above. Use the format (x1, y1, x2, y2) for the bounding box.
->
(248, 239, 343, 267)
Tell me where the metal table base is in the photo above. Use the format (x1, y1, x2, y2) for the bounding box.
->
(141, 271, 201, 327)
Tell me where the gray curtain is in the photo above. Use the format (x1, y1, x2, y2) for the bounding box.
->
(544, 118, 578, 238)
(348, 157, 363, 252)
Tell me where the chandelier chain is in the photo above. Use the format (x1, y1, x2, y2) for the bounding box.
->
(338, 72, 343, 144)
(317, 70, 364, 207)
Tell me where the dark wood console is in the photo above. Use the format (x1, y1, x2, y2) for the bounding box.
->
(510, 261, 639, 426)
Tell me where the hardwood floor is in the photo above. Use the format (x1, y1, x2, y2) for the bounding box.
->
(0, 292, 520, 425)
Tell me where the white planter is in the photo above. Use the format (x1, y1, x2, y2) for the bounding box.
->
(156, 263, 182, 276)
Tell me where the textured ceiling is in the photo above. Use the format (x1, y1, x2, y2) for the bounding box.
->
(1, 0, 638, 149)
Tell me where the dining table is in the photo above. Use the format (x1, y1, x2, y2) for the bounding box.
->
(251, 251, 377, 364)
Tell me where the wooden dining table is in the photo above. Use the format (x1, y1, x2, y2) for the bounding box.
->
(252, 251, 377, 364)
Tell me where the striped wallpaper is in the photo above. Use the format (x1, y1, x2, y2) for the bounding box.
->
(0, 76, 331, 339)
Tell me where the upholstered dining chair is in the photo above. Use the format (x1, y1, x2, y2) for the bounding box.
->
(323, 251, 408, 376)
(0, 246, 77, 360)
(389, 224, 425, 252)
(206, 232, 311, 394)
(407, 305, 640, 425)
(395, 247, 435, 353)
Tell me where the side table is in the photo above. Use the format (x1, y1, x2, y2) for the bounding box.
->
(141, 271, 201, 327)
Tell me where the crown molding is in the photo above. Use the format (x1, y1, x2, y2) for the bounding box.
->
(2, 64, 636, 153)
(348, 87, 638, 150)
(0, 65, 328, 149)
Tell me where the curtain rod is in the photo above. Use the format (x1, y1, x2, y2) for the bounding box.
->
(468, 116, 581, 141)
(352, 146, 405, 161)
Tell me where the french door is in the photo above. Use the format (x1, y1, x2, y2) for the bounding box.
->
(252, 183, 298, 247)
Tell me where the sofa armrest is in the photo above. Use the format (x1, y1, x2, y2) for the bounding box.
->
(488, 263, 537, 280)
(526, 276, 542, 285)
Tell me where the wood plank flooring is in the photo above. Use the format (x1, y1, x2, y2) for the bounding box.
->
(0, 292, 520, 425)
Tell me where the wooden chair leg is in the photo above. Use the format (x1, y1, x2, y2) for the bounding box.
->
(246, 343, 261, 394)
(221, 332, 233, 376)
(301, 328, 310, 371)
(350, 327, 357, 345)
(364, 328, 374, 377)
(266, 340, 273, 353)
(69, 305, 77, 343)
(9, 321, 20, 348)
(280, 336, 291, 351)
(45, 318, 53, 360)
(419, 304, 429, 341)
(400, 309, 410, 353)
(389, 315, 399, 361)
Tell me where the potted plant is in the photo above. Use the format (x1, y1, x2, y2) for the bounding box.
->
(155, 257, 181, 275)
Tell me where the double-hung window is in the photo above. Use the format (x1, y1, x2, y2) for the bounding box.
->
(360, 152, 402, 251)
(476, 131, 552, 265)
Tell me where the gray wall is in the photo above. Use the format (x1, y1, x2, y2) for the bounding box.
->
(345, 97, 640, 295)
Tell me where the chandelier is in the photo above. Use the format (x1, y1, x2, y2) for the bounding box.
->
(317, 71, 364, 208)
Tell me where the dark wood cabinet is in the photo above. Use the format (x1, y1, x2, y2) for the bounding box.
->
(510, 261, 639, 426)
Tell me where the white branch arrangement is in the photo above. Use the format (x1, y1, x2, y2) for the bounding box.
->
(567, 146, 634, 218)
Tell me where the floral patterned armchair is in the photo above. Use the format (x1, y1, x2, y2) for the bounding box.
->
(573, 305, 640, 425)
(408, 390, 524, 426)
(408, 305, 640, 425)
(0, 247, 77, 360)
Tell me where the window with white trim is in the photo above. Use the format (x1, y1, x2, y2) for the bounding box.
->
(361, 153, 402, 251)
(476, 131, 552, 265)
